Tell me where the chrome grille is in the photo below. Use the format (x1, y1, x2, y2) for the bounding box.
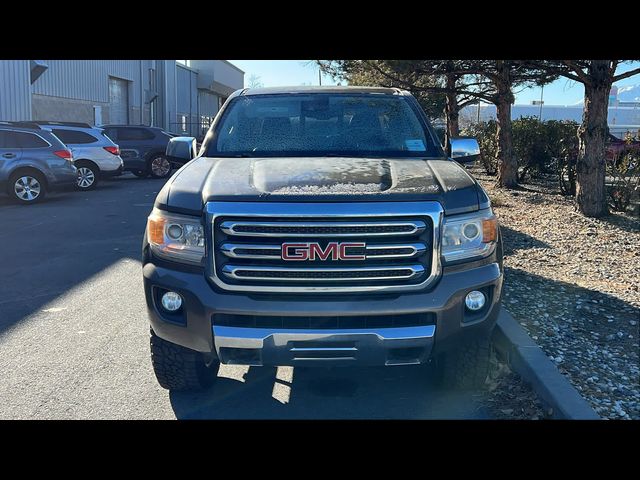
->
(207, 201, 443, 294)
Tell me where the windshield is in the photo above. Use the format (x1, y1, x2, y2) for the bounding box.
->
(206, 93, 440, 157)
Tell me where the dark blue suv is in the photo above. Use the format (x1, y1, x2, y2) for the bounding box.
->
(101, 125, 179, 179)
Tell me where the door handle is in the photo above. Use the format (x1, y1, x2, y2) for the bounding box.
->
(2, 153, 16, 159)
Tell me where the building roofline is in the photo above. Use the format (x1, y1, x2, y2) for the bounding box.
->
(175, 62, 198, 73)
(221, 60, 245, 74)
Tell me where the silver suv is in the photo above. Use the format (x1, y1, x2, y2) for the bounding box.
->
(29, 122, 124, 190)
(0, 123, 77, 204)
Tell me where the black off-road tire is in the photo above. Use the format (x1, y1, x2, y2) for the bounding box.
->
(437, 336, 492, 390)
(150, 330, 219, 391)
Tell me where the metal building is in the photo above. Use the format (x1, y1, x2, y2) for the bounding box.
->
(0, 60, 244, 138)
(460, 103, 640, 134)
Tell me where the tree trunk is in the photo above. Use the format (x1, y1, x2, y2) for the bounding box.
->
(444, 74, 460, 157)
(494, 61, 518, 188)
(495, 95, 518, 188)
(576, 63, 611, 217)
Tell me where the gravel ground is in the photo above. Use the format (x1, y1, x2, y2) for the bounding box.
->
(474, 168, 640, 420)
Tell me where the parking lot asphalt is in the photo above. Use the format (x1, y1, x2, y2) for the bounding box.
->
(0, 175, 491, 419)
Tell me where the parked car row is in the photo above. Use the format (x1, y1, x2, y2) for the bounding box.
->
(0, 121, 185, 205)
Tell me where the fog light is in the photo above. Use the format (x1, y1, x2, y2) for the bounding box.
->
(465, 290, 486, 311)
(161, 291, 183, 312)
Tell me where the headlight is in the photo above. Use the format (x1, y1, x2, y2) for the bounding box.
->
(441, 209, 498, 262)
(147, 208, 205, 265)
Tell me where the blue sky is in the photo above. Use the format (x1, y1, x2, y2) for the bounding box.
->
(230, 60, 640, 106)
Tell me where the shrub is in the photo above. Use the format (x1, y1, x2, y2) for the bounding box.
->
(607, 144, 640, 213)
(461, 118, 579, 180)
(462, 120, 498, 175)
(512, 117, 551, 181)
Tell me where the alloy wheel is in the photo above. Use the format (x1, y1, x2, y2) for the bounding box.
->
(14, 176, 41, 202)
(77, 167, 95, 189)
(151, 157, 171, 177)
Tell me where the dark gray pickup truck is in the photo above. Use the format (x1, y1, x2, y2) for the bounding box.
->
(142, 86, 503, 391)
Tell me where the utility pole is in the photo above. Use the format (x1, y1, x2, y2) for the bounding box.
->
(477, 101, 481, 123)
(539, 85, 544, 121)
(319, 68, 322, 86)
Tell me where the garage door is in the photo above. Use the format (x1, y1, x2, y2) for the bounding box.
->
(109, 77, 129, 124)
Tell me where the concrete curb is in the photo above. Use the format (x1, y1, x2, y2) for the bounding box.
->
(492, 308, 601, 420)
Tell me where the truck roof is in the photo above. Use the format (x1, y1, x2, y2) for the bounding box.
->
(241, 86, 404, 96)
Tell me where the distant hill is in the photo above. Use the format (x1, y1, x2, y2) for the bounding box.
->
(572, 84, 640, 105)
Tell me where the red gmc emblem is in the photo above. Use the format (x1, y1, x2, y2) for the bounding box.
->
(281, 242, 366, 261)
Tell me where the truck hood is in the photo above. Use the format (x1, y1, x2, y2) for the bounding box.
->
(156, 156, 486, 215)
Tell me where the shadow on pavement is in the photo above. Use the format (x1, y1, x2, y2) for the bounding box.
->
(0, 174, 165, 334)
(169, 364, 492, 420)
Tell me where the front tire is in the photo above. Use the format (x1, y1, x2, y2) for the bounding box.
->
(9, 171, 47, 204)
(75, 162, 99, 190)
(150, 330, 220, 391)
(148, 154, 172, 179)
(437, 336, 491, 390)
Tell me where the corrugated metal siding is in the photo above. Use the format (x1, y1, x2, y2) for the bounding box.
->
(176, 65, 194, 113)
(156, 60, 177, 133)
(31, 60, 142, 105)
(176, 64, 200, 135)
(198, 91, 219, 117)
(0, 60, 32, 120)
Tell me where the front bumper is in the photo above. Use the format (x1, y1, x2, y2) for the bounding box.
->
(214, 325, 436, 367)
(143, 256, 503, 367)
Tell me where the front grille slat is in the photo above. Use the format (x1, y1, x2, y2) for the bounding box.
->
(220, 242, 426, 260)
(222, 264, 424, 282)
(220, 220, 426, 237)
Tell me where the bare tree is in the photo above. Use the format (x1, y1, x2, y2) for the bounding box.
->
(319, 60, 553, 188)
(247, 74, 264, 89)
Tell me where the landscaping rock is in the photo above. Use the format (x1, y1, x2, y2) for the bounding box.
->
(475, 168, 640, 420)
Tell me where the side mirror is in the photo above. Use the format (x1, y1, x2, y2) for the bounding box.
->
(166, 136, 197, 163)
(450, 137, 480, 164)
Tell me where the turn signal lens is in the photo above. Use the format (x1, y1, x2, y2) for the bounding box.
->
(482, 217, 498, 243)
(148, 215, 166, 244)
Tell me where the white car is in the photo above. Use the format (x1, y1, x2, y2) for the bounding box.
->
(36, 122, 124, 190)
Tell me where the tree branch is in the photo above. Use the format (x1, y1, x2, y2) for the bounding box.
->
(613, 67, 640, 82)
(459, 98, 479, 109)
(563, 60, 592, 85)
